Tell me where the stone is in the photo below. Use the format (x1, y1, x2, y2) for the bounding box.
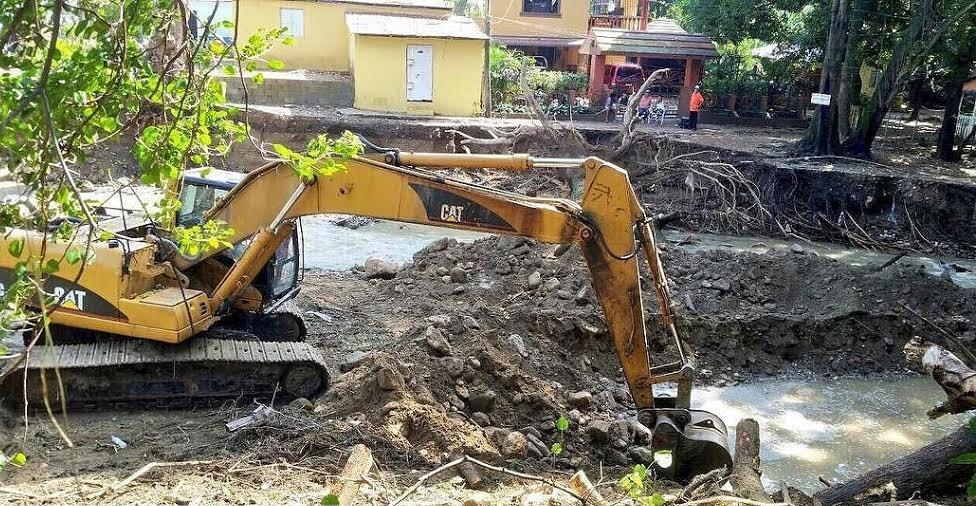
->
(556, 290, 572, 300)
(527, 271, 543, 289)
(584, 419, 610, 443)
(467, 356, 481, 369)
(609, 419, 634, 449)
(462, 316, 481, 330)
(790, 243, 804, 254)
(428, 237, 450, 252)
(339, 351, 371, 372)
(495, 262, 513, 275)
(591, 391, 617, 410)
(501, 431, 529, 458)
(712, 279, 732, 292)
(524, 432, 550, 458)
(469, 389, 497, 412)
(568, 409, 583, 424)
(451, 266, 469, 283)
(762, 302, 776, 310)
(471, 412, 491, 426)
(508, 333, 528, 357)
(452, 285, 467, 295)
(628, 446, 656, 465)
(542, 277, 561, 291)
(435, 266, 450, 276)
(519, 492, 550, 506)
(364, 257, 399, 279)
(425, 326, 452, 356)
(462, 492, 493, 506)
(376, 367, 401, 391)
(567, 391, 592, 409)
(426, 314, 451, 328)
(512, 393, 524, 404)
(575, 286, 590, 305)
(443, 357, 465, 378)
(441, 275, 452, 283)
(605, 448, 631, 466)
(522, 426, 542, 440)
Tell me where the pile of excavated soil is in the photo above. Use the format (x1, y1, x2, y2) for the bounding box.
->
(287, 236, 976, 472)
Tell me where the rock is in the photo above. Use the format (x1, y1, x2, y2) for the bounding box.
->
(508, 333, 528, 357)
(444, 357, 465, 378)
(364, 257, 399, 279)
(762, 302, 776, 310)
(575, 286, 590, 305)
(287, 397, 313, 411)
(463, 492, 493, 506)
(428, 237, 451, 252)
(522, 426, 543, 440)
(462, 316, 481, 330)
(556, 290, 572, 300)
(469, 389, 497, 412)
(452, 285, 467, 295)
(605, 448, 631, 466)
(512, 393, 524, 404)
(568, 409, 583, 424)
(527, 271, 543, 289)
(712, 279, 732, 292)
(542, 277, 561, 291)
(628, 446, 656, 465)
(339, 351, 371, 372)
(591, 391, 617, 410)
(567, 391, 592, 409)
(790, 243, 804, 254)
(377, 367, 402, 391)
(426, 314, 451, 328)
(609, 419, 634, 449)
(701, 280, 712, 289)
(495, 262, 513, 275)
(549, 488, 580, 506)
(471, 412, 491, 426)
(435, 266, 450, 276)
(451, 266, 469, 283)
(524, 432, 550, 458)
(584, 419, 610, 443)
(425, 326, 452, 356)
(467, 356, 481, 369)
(500, 430, 529, 458)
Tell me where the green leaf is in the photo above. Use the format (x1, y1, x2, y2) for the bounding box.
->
(7, 238, 24, 258)
(267, 59, 285, 70)
(222, 65, 236, 76)
(66, 248, 83, 264)
(550, 442, 563, 455)
(98, 231, 114, 241)
(321, 494, 340, 505)
(9, 453, 26, 467)
(272, 144, 293, 157)
(252, 72, 265, 85)
(282, 36, 296, 46)
(951, 453, 976, 465)
(555, 415, 569, 432)
(43, 259, 60, 274)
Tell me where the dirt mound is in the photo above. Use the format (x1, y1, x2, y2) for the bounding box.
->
(292, 235, 976, 471)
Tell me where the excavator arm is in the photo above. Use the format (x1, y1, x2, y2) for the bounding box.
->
(198, 152, 732, 479)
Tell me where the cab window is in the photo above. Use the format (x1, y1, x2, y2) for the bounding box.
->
(178, 183, 228, 226)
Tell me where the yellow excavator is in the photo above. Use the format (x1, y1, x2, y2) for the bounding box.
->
(0, 144, 730, 480)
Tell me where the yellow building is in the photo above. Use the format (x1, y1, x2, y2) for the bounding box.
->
(346, 14, 487, 116)
(193, 0, 488, 116)
(484, 0, 590, 70)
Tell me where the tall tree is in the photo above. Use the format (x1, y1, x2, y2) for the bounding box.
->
(935, 21, 976, 161)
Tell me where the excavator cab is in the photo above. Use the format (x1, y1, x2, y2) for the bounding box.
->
(179, 168, 304, 312)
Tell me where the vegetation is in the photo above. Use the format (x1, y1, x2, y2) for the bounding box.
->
(489, 44, 589, 114)
(618, 464, 666, 506)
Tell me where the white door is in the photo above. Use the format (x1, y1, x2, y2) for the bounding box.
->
(406, 45, 434, 102)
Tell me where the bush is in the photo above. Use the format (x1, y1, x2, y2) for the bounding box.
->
(490, 45, 588, 112)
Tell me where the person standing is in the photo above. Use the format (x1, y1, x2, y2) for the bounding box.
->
(689, 86, 705, 130)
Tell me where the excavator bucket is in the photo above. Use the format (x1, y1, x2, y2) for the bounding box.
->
(641, 408, 733, 481)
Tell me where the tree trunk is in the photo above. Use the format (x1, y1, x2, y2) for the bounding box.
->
(936, 74, 966, 162)
(729, 419, 772, 502)
(802, 0, 848, 155)
(836, 0, 869, 142)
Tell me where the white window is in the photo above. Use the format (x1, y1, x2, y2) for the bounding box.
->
(280, 8, 304, 37)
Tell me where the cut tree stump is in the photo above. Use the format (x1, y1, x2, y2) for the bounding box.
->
(337, 444, 375, 505)
(730, 418, 772, 502)
(904, 337, 976, 418)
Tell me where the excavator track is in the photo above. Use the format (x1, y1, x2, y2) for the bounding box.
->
(1, 325, 329, 409)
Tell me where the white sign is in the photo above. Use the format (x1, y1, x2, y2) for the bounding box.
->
(811, 93, 831, 106)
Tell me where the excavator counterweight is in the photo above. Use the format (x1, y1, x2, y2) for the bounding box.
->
(0, 146, 731, 480)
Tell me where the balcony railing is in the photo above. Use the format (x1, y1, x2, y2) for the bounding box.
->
(588, 15, 645, 30)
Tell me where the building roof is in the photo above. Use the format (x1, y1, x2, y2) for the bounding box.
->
(581, 18, 718, 58)
(346, 13, 488, 39)
(304, 0, 452, 10)
(494, 35, 586, 47)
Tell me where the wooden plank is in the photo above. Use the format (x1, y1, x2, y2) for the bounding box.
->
(336, 444, 374, 505)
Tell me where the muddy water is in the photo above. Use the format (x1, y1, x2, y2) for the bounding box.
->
(696, 375, 967, 492)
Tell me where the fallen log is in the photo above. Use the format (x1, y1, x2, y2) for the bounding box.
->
(813, 424, 976, 504)
(730, 418, 772, 502)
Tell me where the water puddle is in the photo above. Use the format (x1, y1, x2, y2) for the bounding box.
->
(697, 374, 967, 492)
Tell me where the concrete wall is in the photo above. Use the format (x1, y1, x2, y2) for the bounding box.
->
(350, 35, 484, 116)
(236, 0, 451, 71)
(220, 74, 354, 107)
(487, 0, 589, 39)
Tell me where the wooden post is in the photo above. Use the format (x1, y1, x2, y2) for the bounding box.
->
(729, 419, 772, 502)
(588, 53, 606, 102)
(483, 0, 492, 117)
